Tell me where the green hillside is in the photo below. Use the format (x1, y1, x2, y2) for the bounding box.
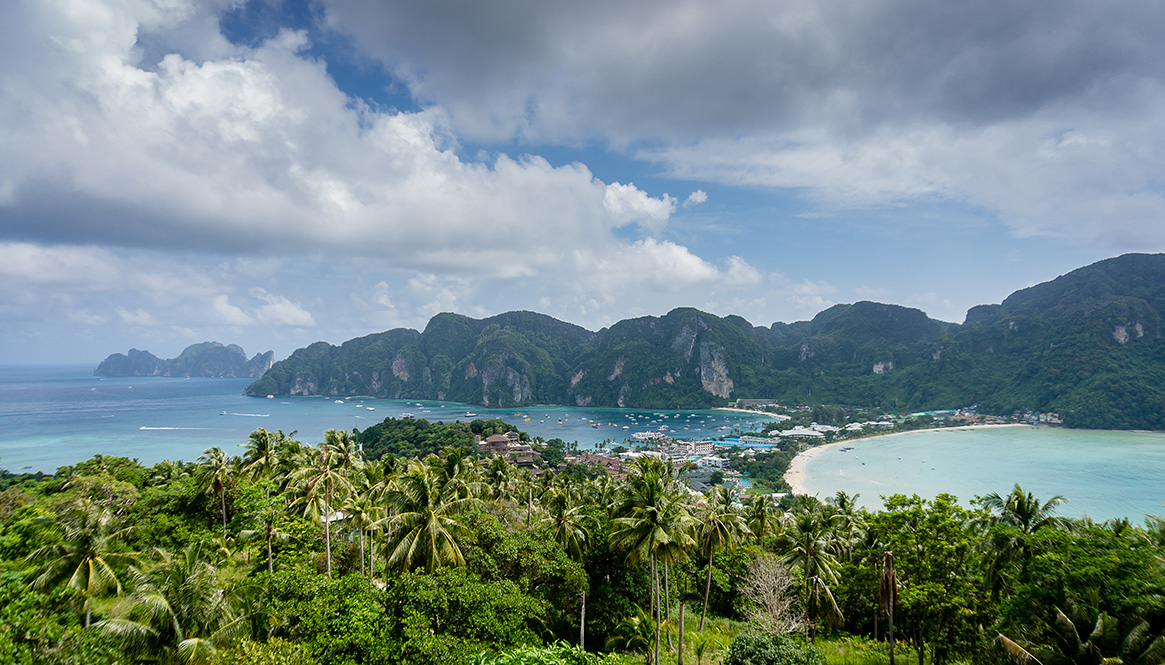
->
(245, 253, 1165, 429)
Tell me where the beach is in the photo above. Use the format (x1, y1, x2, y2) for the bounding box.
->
(783, 423, 1028, 494)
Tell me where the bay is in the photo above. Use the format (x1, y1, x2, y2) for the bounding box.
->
(0, 365, 775, 473)
(799, 425, 1165, 520)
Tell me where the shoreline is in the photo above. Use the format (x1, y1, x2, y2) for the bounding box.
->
(713, 407, 788, 419)
(783, 423, 1029, 495)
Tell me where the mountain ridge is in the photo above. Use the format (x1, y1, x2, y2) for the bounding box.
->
(241, 253, 1165, 429)
(95, 342, 274, 378)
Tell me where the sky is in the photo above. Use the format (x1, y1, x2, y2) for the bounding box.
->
(2, 0, 1163, 365)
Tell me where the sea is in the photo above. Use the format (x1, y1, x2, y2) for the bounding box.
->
(799, 425, 1165, 521)
(5, 366, 1162, 521)
(0, 365, 775, 474)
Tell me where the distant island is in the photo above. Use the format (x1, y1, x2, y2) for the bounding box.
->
(96, 342, 274, 378)
(244, 253, 1165, 431)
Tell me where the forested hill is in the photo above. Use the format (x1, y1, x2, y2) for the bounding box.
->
(96, 342, 274, 378)
(245, 253, 1165, 429)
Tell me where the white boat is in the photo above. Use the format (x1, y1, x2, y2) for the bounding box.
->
(465, 412, 477, 418)
(366, 407, 375, 411)
(266, 394, 274, 399)
(335, 400, 344, 404)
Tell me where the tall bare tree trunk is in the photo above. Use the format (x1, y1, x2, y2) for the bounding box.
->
(678, 603, 685, 665)
(580, 590, 586, 650)
(652, 554, 660, 665)
(324, 483, 332, 577)
(701, 548, 714, 630)
(665, 559, 674, 649)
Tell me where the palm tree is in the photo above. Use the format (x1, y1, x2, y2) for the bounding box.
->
(239, 505, 290, 575)
(384, 460, 482, 572)
(827, 491, 864, 562)
(241, 428, 296, 495)
(96, 542, 248, 664)
(536, 488, 592, 561)
(197, 447, 233, 540)
(27, 499, 136, 629)
(744, 494, 782, 546)
(605, 605, 657, 663)
(289, 433, 354, 577)
(779, 511, 841, 640)
(980, 483, 1069, 594)
(610, 457, 696, 665)
(343, 493, 378, 576)
(696, 485, 749, 630)
(982, 484, 1069, 535)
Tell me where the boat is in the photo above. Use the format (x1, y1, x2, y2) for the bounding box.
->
(266, 394, 274, 399)
(465, 412, 477, 418)
(335, 400, 344, 404)
(401, 412, 414, 418)
(220, 411, 227, 416)
(366, 407, 375, 411)
(591, 423, 599, 428)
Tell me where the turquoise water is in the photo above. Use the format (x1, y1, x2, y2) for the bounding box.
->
(799, 426, 1165, 520)
(0, 365, 775, 473)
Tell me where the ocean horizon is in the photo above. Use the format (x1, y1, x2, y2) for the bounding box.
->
(0, 364, 775, 473)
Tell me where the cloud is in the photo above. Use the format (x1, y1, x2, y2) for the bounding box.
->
(683, 190, 708, 208)
(0, 1, 685, 278)
(323, 0, 1165, 251)
(251, 289, 316, 327)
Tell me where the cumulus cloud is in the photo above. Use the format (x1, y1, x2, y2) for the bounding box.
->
(0, 0, 684, 276)
(324, 0, 1165, 251)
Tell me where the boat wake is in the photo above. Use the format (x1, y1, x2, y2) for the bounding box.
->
(139, 426, 212, 431)
(228, 413, 270, 417)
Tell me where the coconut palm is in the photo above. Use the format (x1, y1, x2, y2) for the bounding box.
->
(239, 505, 291, 575)
(980, 483, 1069, 594)
(96, 542, 247, 664)
(27, 499, 136, 629)
(289, 433, 354, 577)
(610, 457, 696, 665)
(241, 428, 297, 495)
(605, 605, 657, 663)
(536, 487, 592, 561)
(827, 491, 865, 562)
(196, 447, 233, 540)
(744, 494, 782, 546)
(696, 485, 749, 630)
(343, 493, 378, 576)
(384, 460, 482, 572)
(779, 511, 841, 640)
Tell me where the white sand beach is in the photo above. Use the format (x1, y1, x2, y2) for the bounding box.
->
(783, 423, 1029, 494)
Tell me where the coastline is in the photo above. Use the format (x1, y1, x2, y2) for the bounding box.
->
(783, 423, 1029, 495)
(713, 407, 788, 419)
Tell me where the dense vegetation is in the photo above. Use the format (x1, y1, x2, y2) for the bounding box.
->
(2, 423, 1163, 665)
(244, 253, 1165, 430)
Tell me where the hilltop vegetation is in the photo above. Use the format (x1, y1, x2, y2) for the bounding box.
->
(1, 432, 1163, 665)
(244, 254, 1165, 429)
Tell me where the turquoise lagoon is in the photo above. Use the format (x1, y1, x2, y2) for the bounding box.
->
(798, 425, 1165, 520)
(0, 365, 774, 473)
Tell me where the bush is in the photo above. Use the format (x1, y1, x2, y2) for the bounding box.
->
(724, 632, 825, 665)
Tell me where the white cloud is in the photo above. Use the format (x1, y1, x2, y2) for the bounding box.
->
(115, 307, 157, 326)
(251, 289, 316, 327)
(0, 0, 686, 278)
(683, 190, 708, 208)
